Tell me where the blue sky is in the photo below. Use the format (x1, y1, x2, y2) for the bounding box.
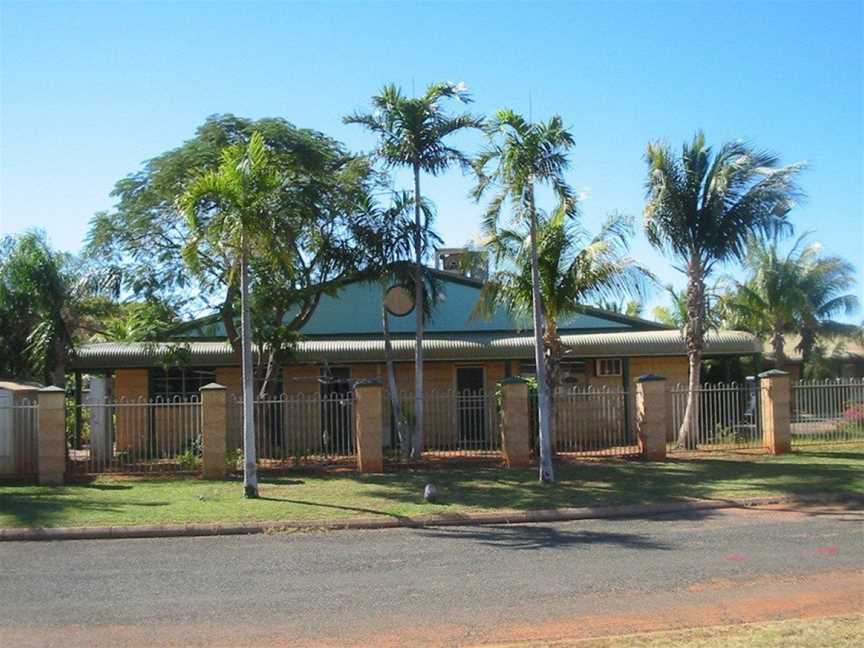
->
(1, 0, 862, 319)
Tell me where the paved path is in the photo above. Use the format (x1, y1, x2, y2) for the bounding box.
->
(2, 503, 862, 647)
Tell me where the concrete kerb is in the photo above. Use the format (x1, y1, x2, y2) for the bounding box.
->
(1, 492, 860, 542)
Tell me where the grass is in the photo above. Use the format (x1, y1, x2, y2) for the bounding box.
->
(1, 444, 862, 529)
(491, 615, 864, 647)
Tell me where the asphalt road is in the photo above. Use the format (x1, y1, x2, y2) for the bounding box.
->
(2, 503, 862, 647)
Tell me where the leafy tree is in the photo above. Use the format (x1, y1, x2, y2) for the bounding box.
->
(345, 82, 483, 458)
(478, 210, 649, 408)
(472, 110, 579, 483)
(0, 231, 119, 385)
(643, 131, 804, 447)
(180, 132, 281, 499)
(87, 114, 379, 395)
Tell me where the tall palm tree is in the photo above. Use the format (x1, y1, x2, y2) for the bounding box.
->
(180, 132, 282, 498)
(644, 131, 804, 447)
(477, 210, 650, 403)
(472, 110, 579, 482)
(355, 191, 441, 457)
(344, 82, 482, 458)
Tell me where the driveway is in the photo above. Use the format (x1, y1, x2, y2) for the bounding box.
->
(1, 502, 862, 646)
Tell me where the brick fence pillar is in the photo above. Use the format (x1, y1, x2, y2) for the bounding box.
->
(355, 380, 384, 473)
(200, 383, 228, 479)
(759, 369, 791, 454)
(38, 386, 66, 485)
(500, 378, 531, 467)
(635, 375, 667, 461)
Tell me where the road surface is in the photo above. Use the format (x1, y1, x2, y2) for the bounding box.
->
(2, 502, 862, 646)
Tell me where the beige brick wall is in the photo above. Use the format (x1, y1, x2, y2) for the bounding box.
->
(629, 356, 690, 441)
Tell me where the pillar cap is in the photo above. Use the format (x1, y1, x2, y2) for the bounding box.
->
(354, 379, 383, 387)
(199, 382, 226, 391)
(39, 386, 65, 393)
(758, 369, 789, 378)
(636, 374, 666, 383)
(500, 377, 528, 385)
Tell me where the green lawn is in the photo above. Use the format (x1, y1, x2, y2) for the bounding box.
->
(1, 445, 861, 529)
(490, 615, 864, 648)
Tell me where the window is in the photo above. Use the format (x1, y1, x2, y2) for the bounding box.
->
(596, 358, 623, 377)
(519, 360, 587, 384)
(149, 367, 216, 401)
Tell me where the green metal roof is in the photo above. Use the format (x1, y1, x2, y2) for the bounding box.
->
(171, 271, 666, 339)
(72, 330, 761, 370)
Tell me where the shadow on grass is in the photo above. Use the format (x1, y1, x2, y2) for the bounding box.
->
(353, 453, 864, 514)
(255, 495, 408, 520)
(0, 490, 171, 528)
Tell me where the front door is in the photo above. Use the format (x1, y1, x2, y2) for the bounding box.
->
(320, 367, 353, 454)
(456, 367, 486, 448)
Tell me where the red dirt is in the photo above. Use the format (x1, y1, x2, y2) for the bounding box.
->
(5, 569, 862, 647)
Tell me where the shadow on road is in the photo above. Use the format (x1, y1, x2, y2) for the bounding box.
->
(414, 523, 676, 551)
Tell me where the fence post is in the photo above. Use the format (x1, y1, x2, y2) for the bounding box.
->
(636, 375, 667, 461)
(200, 383, 227, 479)
(759, 370, 791, 454)
(500, 378, 531, 467)
(37, 386, 66, 485)
(355, 380, 384, 473)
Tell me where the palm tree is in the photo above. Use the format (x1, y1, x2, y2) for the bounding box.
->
(355, 191, 441, 457)
(477, 210, 650, 404)
(725, 234, 858, 370)
(796, 246, 859, 366)
(644, 131, 804, 448)
(180, 132, 282, 498)
(1, 231, 120, 386)
(651, 285, 688, 328)
(472, 110, 579, 482)
(344, 82, 482, 458)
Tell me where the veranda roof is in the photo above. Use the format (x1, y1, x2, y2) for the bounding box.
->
(72, 329, 761, 370)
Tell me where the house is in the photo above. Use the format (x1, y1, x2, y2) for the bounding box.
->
(764, 334, 864, 382)
(70, 262, 761, 453)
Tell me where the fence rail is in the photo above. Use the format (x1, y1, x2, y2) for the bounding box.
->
(792, 378, 864, 446)
(391, 389, 501, 458)
(66, 397, 202, 474)
(670, 382, 762, 450)
(229, 392, 357, 468)
(0, 398, 38, 479)
(529, 386, 638, 457)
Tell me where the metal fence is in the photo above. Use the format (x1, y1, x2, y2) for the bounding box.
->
(229, 392, 357, 468)
(66, 397, 202, 474)
(792, 378, 864, 446)
(0, 398, 38, 479)
(670, 382, 762, 450)
(391, 390, 501, 457)
(528, 386, 638, 457)
(552, 386, 638, 456)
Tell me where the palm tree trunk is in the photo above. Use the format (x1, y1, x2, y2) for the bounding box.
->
(382, 300, 407, 457)
(528, 189, 554, 482)
(771, 333, 786, 371)
(677, 257, 704, 449)
(240, 237, 259, 498)
(411, 163, 425, 460)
